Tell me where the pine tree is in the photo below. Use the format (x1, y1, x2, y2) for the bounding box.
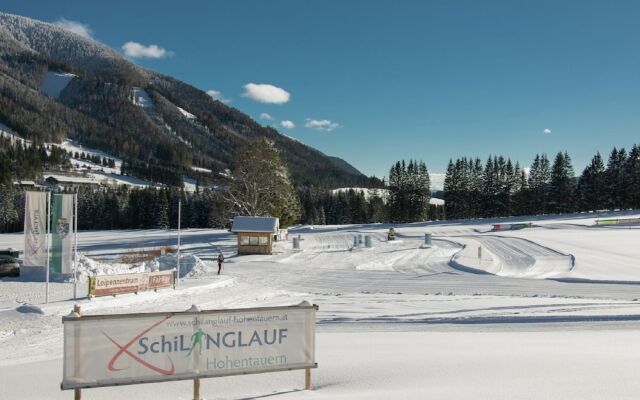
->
(482, 156, 497, 217)
(154, 190, 170, 229)
(0, 183, 19, 230)
(513, 164, 529, 215)
(443, 159, 457, 219)
(605, 147, 627, 210)
(469, 157, 483, 218)
(623, 144, 640, 208)
(577, 152, 606, 211)
(528, 154, 551, 214)
(549, 151, 576, 213)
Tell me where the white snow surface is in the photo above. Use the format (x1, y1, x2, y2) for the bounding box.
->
(40, 71, 76, 98)
(177, 105, 197, 120)
(3, 212, 640, 398)
(191, 166, 212, 173)
(131, 87, 153, 108)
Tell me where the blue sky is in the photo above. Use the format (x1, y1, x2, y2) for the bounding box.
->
(3, 0, 640, 178)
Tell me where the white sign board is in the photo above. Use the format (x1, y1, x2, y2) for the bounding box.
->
(62, 305, 316, 389)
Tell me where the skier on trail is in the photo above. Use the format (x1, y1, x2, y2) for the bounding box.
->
(217, 252, 224, 275)
(188, 328, 206, 356)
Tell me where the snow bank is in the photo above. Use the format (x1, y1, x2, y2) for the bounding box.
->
(154, 253, 209, 278)
(75, 253, 209, 281)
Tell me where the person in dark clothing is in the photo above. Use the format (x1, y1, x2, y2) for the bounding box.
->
(217, 253, 224, 275)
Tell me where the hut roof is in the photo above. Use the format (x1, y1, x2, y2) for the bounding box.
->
(231, 216, 279, 233)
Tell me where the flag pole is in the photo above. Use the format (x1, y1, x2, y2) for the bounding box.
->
(73, 192, 78, 300)
(45, 191, 51, 304)
(176, 197, 181, 290)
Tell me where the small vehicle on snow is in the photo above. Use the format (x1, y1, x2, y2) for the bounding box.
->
(0, 248, 20, 278)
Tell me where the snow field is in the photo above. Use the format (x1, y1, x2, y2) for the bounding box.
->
(3, 330, 640, 399)
(40, 70, 76, 99)
(2, 211, 640, 398)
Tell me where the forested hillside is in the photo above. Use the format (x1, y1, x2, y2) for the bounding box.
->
(0, 12, 367, 189)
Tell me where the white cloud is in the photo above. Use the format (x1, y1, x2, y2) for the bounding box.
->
(259, 113, 274, 121)
(304, 118, 340, 132)
(543, 128, 552, 134)
(53, 18, 93, 39)
(242, 83, 290, 104)
(206, 90, 230, 103)
(280, 120, 295, 129)
(122, 41, 173, 59)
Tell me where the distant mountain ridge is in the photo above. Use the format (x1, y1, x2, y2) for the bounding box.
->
(0, 12, 367, 188)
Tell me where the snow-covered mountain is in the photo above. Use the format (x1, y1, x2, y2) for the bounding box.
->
(0, 12, 368, 188)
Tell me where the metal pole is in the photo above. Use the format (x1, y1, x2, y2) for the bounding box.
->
(45, 191, 51, 304)
(73, 193, 78, 300)
(177, 198, 181, 289)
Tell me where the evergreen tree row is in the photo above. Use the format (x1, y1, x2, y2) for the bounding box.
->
(444, 145, 640, 220)
(299, 160, 442, 226)
(0, 186, 227, 233)
(0, 137, 71, 182)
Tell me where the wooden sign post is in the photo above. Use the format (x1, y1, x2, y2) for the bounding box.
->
(193, 377, 200, 400)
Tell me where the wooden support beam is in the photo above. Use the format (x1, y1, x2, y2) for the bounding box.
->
(305, 367, 312, 390)
(193, 377, 201, 400)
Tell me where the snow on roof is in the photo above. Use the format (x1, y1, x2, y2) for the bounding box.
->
(45, 174, 102, 185)
(12, 180, 36, 186)
(191, 166, 212, 173)
(231, 216, 279, 233)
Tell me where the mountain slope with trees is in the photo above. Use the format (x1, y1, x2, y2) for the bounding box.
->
(0, 12, 367, 189)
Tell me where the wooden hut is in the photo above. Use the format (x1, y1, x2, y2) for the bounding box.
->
(231, 216, 280, 255)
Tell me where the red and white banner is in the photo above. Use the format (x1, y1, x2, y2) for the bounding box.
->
(88, 271, 175, 297)
(23, 191, 47, 267)
(61, 304, 317, 389)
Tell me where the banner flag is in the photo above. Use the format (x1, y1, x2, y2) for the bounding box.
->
(62, 305, 317, 390)
(51, 194, 74, 274)
(23, 191, 47, 267)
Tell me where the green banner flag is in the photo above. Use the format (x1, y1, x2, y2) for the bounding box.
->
(51, 194, 74, 274)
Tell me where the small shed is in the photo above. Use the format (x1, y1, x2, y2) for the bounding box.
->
(231, 216, 280, 255)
